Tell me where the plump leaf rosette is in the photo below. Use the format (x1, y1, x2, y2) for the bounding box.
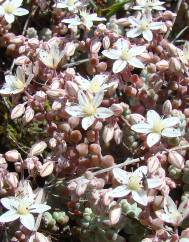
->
(131, 110, 181, 147)
(110, 166, 162, 206)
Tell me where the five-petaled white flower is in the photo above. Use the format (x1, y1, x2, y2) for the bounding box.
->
(53, 0, 83, 12)
(102, 38, 145, 73)
(177, 41, 189, 66)
(156, 196, 189, 226)
(131, 110, 181, 147)
(133, 0, 165, 11)
(127, 15, 164, 41)
(0, 0, 29, 24)
(0, 66, 33, 96)
(110, 166, 162, 206)
(63, 9, 106, 30)
(38, 43, 64, 69)
(65, 91, 114, 130)
(0, 196, 50, 230)
(75, 74, 118, 94)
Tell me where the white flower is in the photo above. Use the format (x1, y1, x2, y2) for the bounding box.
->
(133, 0, 165, 11)
(53, 0, 83, 12)
(65, 91, 114, 130)
(0, 66, 33, 96)
(38, 42, 64, 69)
(0, 196, 50, 230)
(0, 0, 29, 24)
(127, 15, 164, 41)
(63, 9, 106, 30)
(75, 74, 118, 94)
(177, 41, 189, 66)
(110, 166, 161, 206)
(131, 110, 181, 147)
(102, 38, 145, 73)
(156, 196, 189, 226)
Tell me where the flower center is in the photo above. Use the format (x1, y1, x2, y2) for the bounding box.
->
(82, 103, 96, 116)
(13, 79, 24, 90)
(121, 49, 130, 61)
(4, 3, 15, 14)
(152, 120, 164, 133)
(140, 21, 149, 31)
(17, 203, 29, 215)
(89, 81, 101, 93)
(128, 175, 142, 191)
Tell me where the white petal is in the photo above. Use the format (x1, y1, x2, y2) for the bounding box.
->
(14, 8, 29, 16)
(93, 91, 104, 107)
(112, 168, 129, 184)
(12, 0, 23, 8)
(1, 197, 19, 210)
(164, 196, 177, 213)
(20, 213, 35, 230)
(150, 22, 164, 30)
(131, 123, 151, 134)
(53, 3, 67, 8)
(147, 178, 162, 189)
(147, 110, 161, 126)
(82, 116, 95, 130)
(127, 28, 141, 38)
(155, 210, 172, 224)
(16, 66, 25, 83)
(78, 91, 89, 106)
(128, 16, 140, 26)
(129, 46, 146, 57)
(0, 6, 5, 16)
(29, 204, 51, 214)
(161, 117, 180, 128)
(113, 60, 127, 73)
(0, 210, 19, 223)
(134, 166, 148, 177)
(95, 107, 113, 119)
(65, 105, 83, 117)
(5, 13, 15, 24)
(161, 128, 181, 138)
(102, 49, 121, 60)
(143, 30, 153, 42)
(110, 185, 130, 198)
(128, 57, 144, 68)
(132, 190, 148, 206)
(147, 133, 161, 147)
(115, 39, 129, 50)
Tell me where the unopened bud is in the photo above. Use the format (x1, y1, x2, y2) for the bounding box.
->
(102, 36, 110, 49)
(169, 57, 181, 72)
(102, 125, 114, 143)
(30, 141, 47, 156)
(168, 151, 184, 169)
(23, 106, 34, 123)
(65, 81, 79, 96)
(156, 60, 169, 71)
(162, 100, 172, 115)
(39, 161, 54, 177)
(11, 103, 26, 119)
(111, 103, 123, 116)
(5, 150, 20, 162)
(90, 40, 101, 53)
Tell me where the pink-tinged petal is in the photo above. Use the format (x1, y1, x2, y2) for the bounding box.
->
(129, 46, 146, 57)
(0, 210, 19, 223)
(75, 76, 90, 89)
(155, 210, 172, 224)
(16, 66, 25, 83)
(127, 28, 141, 38)
(65, 105, 83, 117)
(82, 116, 95, 130)
(20, 213, 35, 231)
(161, 128, 181, 138)
(128, 16, 140, 26)
(134, 166, 148, 177)
(95, 107, 113, 119)
(161, 117, 180, 128)
(4, 13, 15, 24)
(128, 57, 144, 68)
(143, 30, 153, 42)
(110, 185, 130, 198)
(147, 133, 161, 147)
(1, 197, 19, 210)
(147, 110, 161, 125)
(93, 91, 104, 107)
(150, 22, 164, 30)
(178, 199, 189, 216)
(112, 168, 129, 184)
(164, 196, 177, 214)
(102, 49, 121, 60)
(132, 190, 148, 206)
(113, 60, 127, 73)
(131, 123, 151, 134)
(147, 178, 162, 189)
(14, 8, 29, 16)
(29, 204, 50, 214)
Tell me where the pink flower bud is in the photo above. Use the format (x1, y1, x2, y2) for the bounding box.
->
(128, 113, 145, 125)
(147, 156, 160, 173)
(29, 232, 51, 242)
(102, 124, 114, 143)
(102, 36, 110, 49)
(97, 23, 106, 32)
(11, 35, 25, 44)
(76, 183, 87, 196)
(162, 100, 172, 115)
(110, 103, 123, 116)
(109, 206, 121, 225)
(114, 127, 123, 145)
(168, 151, 184, 169)
(90, 40, 102, 53)
(52, 101, 62, 111)
(39, 161, 54, 177)
(6, 172, 18, 188)
(156, 60, 169, 71)
(5, 150, 20, 162)
(64, 42, 76, 57)
(169, 57, 181, 72)
(23, 106, 34, 123)
(46, 89, 65, 98)
(30, 141, 47, 156)
(65, 81, 79, 96)
(35, 91, 46, 101)
(11, 103, 26, 119)
(28, 38, 40, 47)
(14, 55, 30, 65)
